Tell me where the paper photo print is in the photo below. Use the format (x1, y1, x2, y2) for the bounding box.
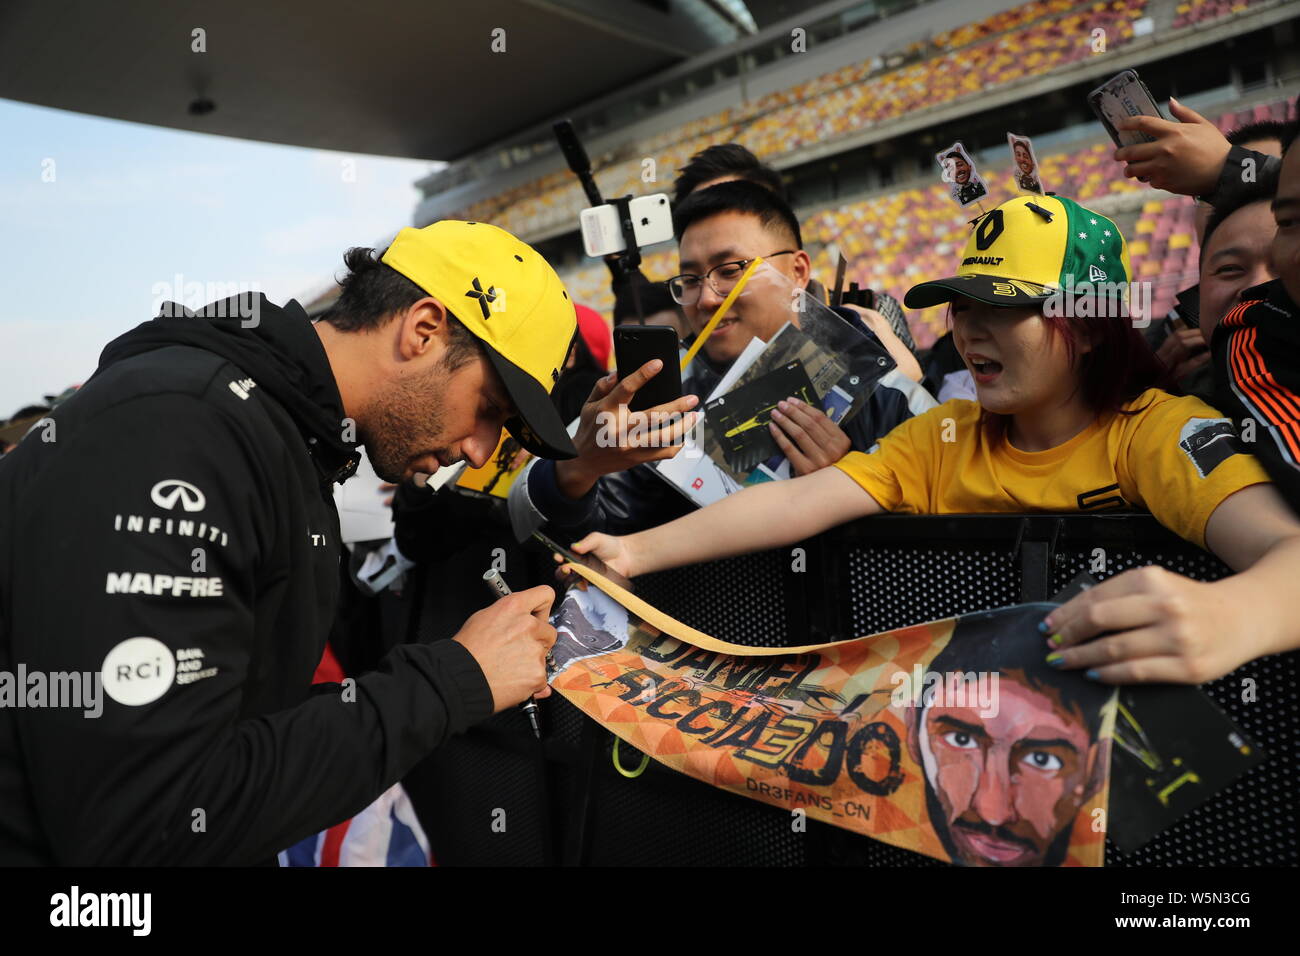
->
(1007, 133, 1044, 194)
(935, 141, 989, 208)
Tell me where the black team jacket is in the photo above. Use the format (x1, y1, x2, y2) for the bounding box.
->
(0, 294, 493, 865)
(1213, 279, 1300, 512)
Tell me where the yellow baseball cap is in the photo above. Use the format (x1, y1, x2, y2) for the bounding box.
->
(382, 220, 578, 459)
(905, 195, 1131, 308)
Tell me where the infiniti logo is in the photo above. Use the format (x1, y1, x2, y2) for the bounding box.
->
(150, 479, 206, 513)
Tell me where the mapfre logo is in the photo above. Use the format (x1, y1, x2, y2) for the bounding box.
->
(150, 479, 206, 512)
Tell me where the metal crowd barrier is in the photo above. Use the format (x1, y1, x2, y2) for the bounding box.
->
(402, 514, 1298, 866)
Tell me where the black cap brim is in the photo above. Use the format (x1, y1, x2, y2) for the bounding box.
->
(481, 343, 577, 460)
(904, 274, 1054, 310)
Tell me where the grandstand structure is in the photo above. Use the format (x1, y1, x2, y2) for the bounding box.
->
(389, 0, 1299, 348)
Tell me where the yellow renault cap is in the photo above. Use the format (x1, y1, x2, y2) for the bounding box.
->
(905, 194, 1131, 308)
(382, 220, 578, 459)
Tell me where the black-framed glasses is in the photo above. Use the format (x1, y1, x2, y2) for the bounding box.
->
(666, 250, 795, 306)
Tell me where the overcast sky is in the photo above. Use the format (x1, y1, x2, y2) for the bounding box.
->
(0, 98, 440, 414)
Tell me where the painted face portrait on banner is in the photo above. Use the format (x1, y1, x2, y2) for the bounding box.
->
(905, 613, 1110, 866)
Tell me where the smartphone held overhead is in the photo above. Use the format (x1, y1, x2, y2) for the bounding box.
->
(1088, 69, 1166, 147)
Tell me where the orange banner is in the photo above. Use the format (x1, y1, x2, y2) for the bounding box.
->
(552, 564, 1116, 866)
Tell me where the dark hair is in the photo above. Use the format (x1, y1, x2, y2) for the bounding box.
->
(613, 275, 680, 325)
(1226, 120, 1289, 149)
(944, 150, 967, 161)
(922, 607, 1111, 740)
(7, 404, 50, 422)
(672, 179, 803, 248)
(672, 143, 786, 206)
(1201, 177, 1276, 263)
(321, 246, 482, 370)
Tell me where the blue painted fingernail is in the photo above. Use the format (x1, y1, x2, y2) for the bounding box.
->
(1036, 619, 1051, 634)
(1085, 669, 1101, 681)
(1045, 652, 1064, 667)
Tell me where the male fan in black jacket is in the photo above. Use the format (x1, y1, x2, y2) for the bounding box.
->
(508, 180, 934, 541)
(0, 220, 575, 864)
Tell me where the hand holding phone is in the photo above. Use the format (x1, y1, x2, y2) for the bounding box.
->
(614, 324, 683, 412)
(553, 331, 697, 502)
(1091, 74, 1231, 197)
(1088, 69, 1165, 148)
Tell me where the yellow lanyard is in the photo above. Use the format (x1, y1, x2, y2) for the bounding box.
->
(678, 256, 765, 374)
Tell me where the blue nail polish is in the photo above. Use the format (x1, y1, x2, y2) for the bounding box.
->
(1036, 619, 1051, 634)
(1085, 669, 1101, 681)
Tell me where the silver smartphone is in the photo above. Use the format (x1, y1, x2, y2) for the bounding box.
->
(1088, 69, 1165, 147)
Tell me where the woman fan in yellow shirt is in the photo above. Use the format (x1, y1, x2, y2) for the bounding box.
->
(570, 196, 1300, 685)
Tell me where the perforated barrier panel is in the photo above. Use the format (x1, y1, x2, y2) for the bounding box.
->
(407, 514, 1297, 866)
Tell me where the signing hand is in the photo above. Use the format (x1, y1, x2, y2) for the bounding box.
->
(769, 396, 852, 476)
(454, 585, 557, 709)
(1042, 566, 1251, 684)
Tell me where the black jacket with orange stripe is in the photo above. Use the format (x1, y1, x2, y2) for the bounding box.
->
(1212, 279, 1300, 512)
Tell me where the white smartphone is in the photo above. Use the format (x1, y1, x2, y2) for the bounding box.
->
(580, 193, 674, 257)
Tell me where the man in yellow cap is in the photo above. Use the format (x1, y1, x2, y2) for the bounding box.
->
(0, 220, 573, 864)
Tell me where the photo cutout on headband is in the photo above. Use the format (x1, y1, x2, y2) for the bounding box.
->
(935, 141, 989, 208)
(1008, 133, 1045, 194)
